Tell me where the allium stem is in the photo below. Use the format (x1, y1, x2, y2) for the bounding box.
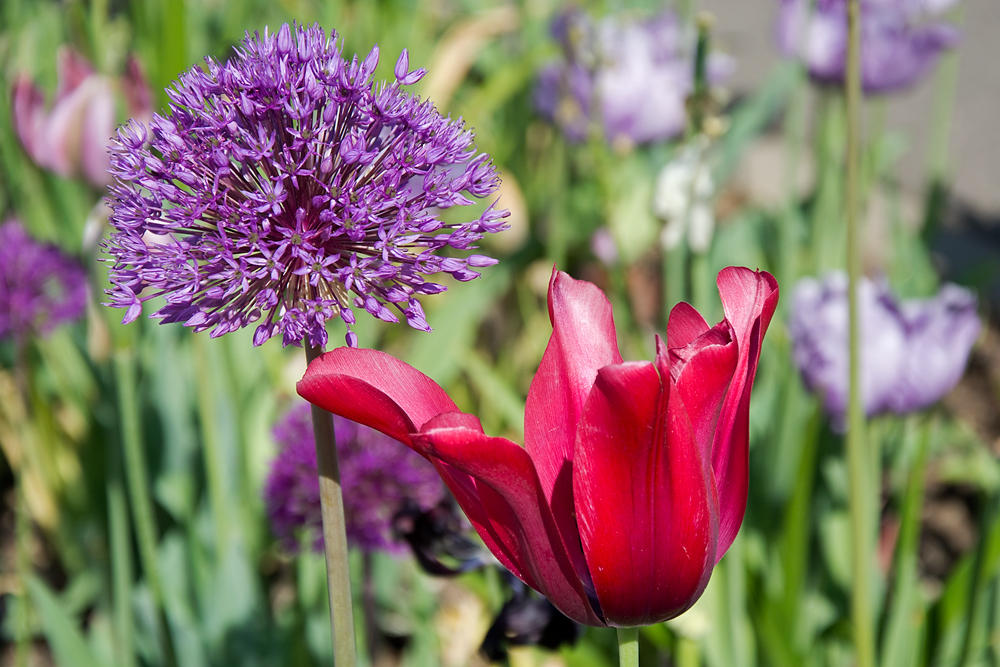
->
(306, 344, 358, 667)
(617, 627, 638, 667)
(845, 2, 875, 667)
(114, 350, 178, 667)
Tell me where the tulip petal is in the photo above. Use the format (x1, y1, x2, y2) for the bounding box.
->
(297, 347, 458, 446)
(525, 269, 623, 584)
(667, 301, 710, 350)
(574, 361, 717, 626)
(669, 323, 739, 463)
(415, 418, 606, 627)
(296, 351, 533, 600)
(713, 268, 779, 559)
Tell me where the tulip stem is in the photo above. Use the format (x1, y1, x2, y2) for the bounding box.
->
(306, 344, 358, 667)
(845, 3, 876, 667)
(617, 627, 639, 667)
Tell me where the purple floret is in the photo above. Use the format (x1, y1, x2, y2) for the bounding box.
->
(102, 23, 509, 349)
(776, 0, 960, 93)
(0, 220, 87, 342)
(263, 403, 445, 554)
(790, 273, 980, 428)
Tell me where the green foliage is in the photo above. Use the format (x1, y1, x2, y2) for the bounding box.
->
(0, 1, 994, 666)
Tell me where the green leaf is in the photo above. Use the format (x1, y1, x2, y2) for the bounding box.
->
(27, 576, 104, 667)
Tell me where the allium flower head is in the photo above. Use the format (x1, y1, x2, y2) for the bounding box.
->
(103, 23, 508, 348)
(535, 9, 732, 145)
(0, 220, 87, 342)
(790, 273, 980, 427)
(776, 0, 960, 93)
(264, 403, 445, 553)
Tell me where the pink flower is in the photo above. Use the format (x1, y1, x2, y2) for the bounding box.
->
(12, 48, 152, 187)
(297, 267, 778, 627)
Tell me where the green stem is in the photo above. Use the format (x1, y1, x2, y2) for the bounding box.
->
(113, 350, 178, 667)
(108, 461, 137, 667)
(779, 68, 807, 290)
(305, 344, 358, 667)
(664, 243, 688, 324)
(921, 7, 961, 241)
(617, 627, 639, 667)
(677, 635, 700, 667)
(191, 335, 229, 552)
(881, 416, 932, 667)
(845, 2, 875, 667)
(15, 476, 30, 667)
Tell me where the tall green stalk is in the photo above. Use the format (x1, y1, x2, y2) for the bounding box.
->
(845, 2, 875, 667)
(191, 335, 230, 552)
(108, 464, 137, 667)
(618, 627, 639, 667)
(113, 350, 178, 667)
(15, 476, 30, 667)
(305, 344, 358, 667)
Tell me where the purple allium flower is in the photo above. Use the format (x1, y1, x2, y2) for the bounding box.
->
(776, 0, 960, 93)
(263, 402, 445, 553)
(102, 24, 509, 349)
(12, 48, 152, 188)
(535, 9, 732, 145)
(790, 273, 980, 427)
(0, 220, 87, 342)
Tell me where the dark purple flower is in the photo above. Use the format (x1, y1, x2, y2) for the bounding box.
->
(776, 0, 960, 93)
(0, 220, 87, 342)
(12, 48, 152, 188)
(790, 273, 979, 426)
(263, 402, 445, 553)
(535, 9, 732, 145)
(103, 24, 509, 349)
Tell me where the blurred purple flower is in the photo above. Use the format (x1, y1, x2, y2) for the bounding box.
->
(0, 220, 87, 342)
(776, 0, 960, 93)
(790, 273, 979, 426)
(535, 9, 732, 145)
(264, 403, 445, 554)
(102, 24, 508, 349)
(12, 48, 152, 188)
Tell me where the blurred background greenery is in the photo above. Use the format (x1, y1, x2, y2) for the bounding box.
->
(1, 0, 999, 665)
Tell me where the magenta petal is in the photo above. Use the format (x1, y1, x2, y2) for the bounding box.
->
(574, 361, 717, 627)
(671, 322, 739, 463)
(415, 419, 606, 627)
(524, 269, 623, 582)
(297, 347, 458, 446)
(667, 301, 710, 350)
(713, 268, 779, 560)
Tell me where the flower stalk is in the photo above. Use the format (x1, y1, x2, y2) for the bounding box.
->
(113, 349, 178, 667)
(306, 343, 358, 667)
(617, 627, 638, 667)
(845, 2, 875, 667)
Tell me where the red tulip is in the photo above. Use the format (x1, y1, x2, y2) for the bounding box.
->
(297, 266, 778, 627)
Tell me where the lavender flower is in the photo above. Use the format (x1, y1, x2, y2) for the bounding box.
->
(535, 9, 732, 145)
(790, 273, 979, 426)
(264, 403, 445, 553)
(12, 48, 152, 188)
(0, 220, 87, 342)
(776, 0, 960, 93)
(103, 23, 509, 348)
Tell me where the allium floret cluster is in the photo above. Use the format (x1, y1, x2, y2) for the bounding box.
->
(103, 23, 508, 348)
(0, 220, 87, 341)
(264, 403, 445, 553)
